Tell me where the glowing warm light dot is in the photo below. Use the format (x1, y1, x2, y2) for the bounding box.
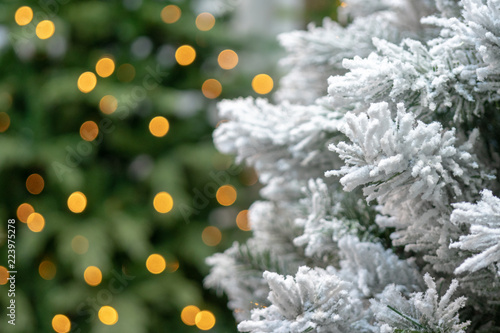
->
(236, 210, 251, 231)
(15, 6, 33, 26)
(71, 235, 89, 254)
(77, 72, 97, 93)
(202, 79, 222, 99)
(36, 20, 55, 39)
(340, 2, 347, 8)
(17, 203, 34, 223)
(252, 74, 274, 95)
(96, 57, 115, 78)
(153, 192, 174, 213)
(39, 260, 56, 280)
(84, 266, 102, 286)
(27, 212, 45, 232)
(0, 266, 9, 285)
(52, 314, 71, 333)
(195, 310, 216, 330)
(80, 121, 99, 141)
(26, 173, 45, 194)
(161, 5, 181, 24)
(216, 185, 237, 206)
(0, 112, 10, 132)
(99, 95, 118, 114)
(98, 306, 118, 325)
(166, 259, 179, 273)
(175, 45, 196, 66)
(218, 50, 239, 70)
(202, 226, 222, 246)
(181, 305, 200, 326)
(149, 116, 169, 137)
(117, 64, 135, 82)
(67, 191, 87, 213)
(146, 254, 166, 274)
(195, 12, 215, 31)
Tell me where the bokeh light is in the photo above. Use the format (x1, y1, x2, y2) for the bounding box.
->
(96, 57, 115, 78)
(202, 79, 222, 99)
(153, 192, 174, 213)
(52, 314, 71, 333)
(0, 266, 8, 285)
(67, 191, 87, 213)
(166, 259, 180, 273)
(252, 74, 274, 94)
(216, 185, 237, 206)
(84, 266, 102, 286)
(80, 121, 99, 141)
(39, 260, 56, 280)
(195, 310, 216, 330)
(98, 306, 118, 325)
(26, 173, 45, 195)
(27, 212, 45, 232)
(149, 116, 170, 137)
(195, 13, 215, 31)
(146, 254, 166, 274)
(36, 20, 55, 40)
(117, 64, 135, 82)
(218, 50, 239, 70)
(72, 235, 89, 254)
(99, 95, 118, 114)
(236, 210, 251, 231)
(17, 203, 34, 223)
(161, 5, 181, 24)
(77, 72, 97, 93)
(15, 6, 33, 26)
(0, 112, 10, 132)
(175, 45, 196, 66)
(202, 226, 222, 246)
(181, 305, 200, 326)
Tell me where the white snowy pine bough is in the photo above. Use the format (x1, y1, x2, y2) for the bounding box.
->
(206, 0, 500, 332)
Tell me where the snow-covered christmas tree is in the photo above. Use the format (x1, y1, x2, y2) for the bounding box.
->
(206, 0, 500, 332)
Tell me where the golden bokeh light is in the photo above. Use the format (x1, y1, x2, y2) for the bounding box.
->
(84, 266, 102, 286)
(166, 259, 179, 273)
(340, 2, 347, 8)
(0, 112, 10, 132)
(67, 191, 87, 213)
(161, 5, 181, 24)
(117, 64, 135, 82)
(39, 260, 56, 280)
(77, 72, 97, 93)
(80, 121, 99, 141)
(236, 210, 251, 231)
(52, 314, 71, 333)
(96, 57, 115, 78)
(202, 79, 222, 99)
(99, 95, 118, 114)
(71, 235, 89, 254)
(218, 50, 239, 70)
(36, 20, 55, 40)
(146, 254, 166, 274)
(0, 266, 9, 285)
(153, 192, 174, 213)
(240, 167, 259, 186)
(175, 45, 196, 66)
(216, 185, 237, 206)
(26, 173, 45, 195)
(98, 306, 118, 325)
(252, 74, 274, 95)
(195, 310, 216, 330)
(27, 212, 45, 232)
(195, 13, 215, 31)
(149, 116, 170, 137)
(181, 305, 200, 326)
(202, 226, 222, 246)
(15, 6, 33, 26)
(17, 203, 34, 223)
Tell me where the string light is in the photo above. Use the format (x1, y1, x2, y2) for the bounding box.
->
(67, 191, 87, 213)
(17, 203, 34, 223)
(80, 121, 99, 141)
(195, 13, 215, 31)
(146, 254, 166, 274)
(202, 79, 222, 99)
(77, 72, 97, 93)
(99, 95, 118, 114)
(236, 210, 251, 231)
(0, 112, 10, 132)
(195, 310, 216, 330)
(202, 226, 222, 246)
(26, 173, 45, 194)
(84, 266, 102, 286)
(252, 74, 274, 95)
(52, 314, 71, 333)
(216, 185, 237, 206)
(15, 6, 33, 26)
(175, 45, 196, 66)
(149, 116, 169, 137)
(161, 5, 181, 24)
(181, 305, 200, 326)
(27, 212, 45, 232)
(36, 20, 55, 39)
(96, 57, 115, 78)
(39, 260, 56, 280)
(0, 266, 9, 285)
(218, 50, 239, 70)
(153, 192, 173, 213)
(98, 306, 118, 325)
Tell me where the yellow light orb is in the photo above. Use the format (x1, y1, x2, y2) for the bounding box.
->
(27, 212, 45, 232)
(161, 5, 181, 24)
(15, 6, 33, 26)
(218, 50, 239, 70)
(71, 235, 89, 254)
(36, 20, 55, 40)
(146, 254, 166, 274)
(98, 306, 118, 325)
(181, 305, 200, 326)
(0, 112, 10, 133)
(216, 185, 237, 206)
(17, 203, 34, 223)
(39, 260, 56, 280)
(202, 79, 222, 99)
(117, 64, 135, 82)
(26, 173, 45, 195)
(0, 266, 9, 285)
(153, 192, 174, 213)
(195, 310, 216, 330)
(52, 314, 71, 333)
(67, 191, 87, 213)
(175, 45, 196, 66)
(166, 259, 179, 273)
(236, 210, 251, 231)
(84, 266, 102, 286)
(252, 74, 274, 95)
(77, 72, 97, 93)
(149, 116, 170, 137)
(80, 121, 99, 141)
(96, 57, 115, 78)
(195, 13, 215, 31)
(202, 226, 222, 247)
